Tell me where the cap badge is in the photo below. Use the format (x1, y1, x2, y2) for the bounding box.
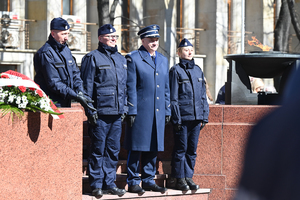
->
(185, 42, 187, 46)
(153, 25, 156, 29)
(110, 28, 113, 32)
(65, 26, 68, 30)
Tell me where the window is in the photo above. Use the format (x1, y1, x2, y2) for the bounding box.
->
(0, 0, 10, 11)
(0, 65, 17, 73)
(62, 0, 73, 15)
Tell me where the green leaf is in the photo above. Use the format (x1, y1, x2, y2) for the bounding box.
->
(0, 104, 24, 121)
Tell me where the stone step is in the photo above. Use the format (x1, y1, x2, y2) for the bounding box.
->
(83, 173, 169, 194)
(82, 188, 211, 200)
(83, 173, 169, 192)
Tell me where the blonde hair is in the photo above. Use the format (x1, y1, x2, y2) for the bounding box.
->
(251, 78, 264, 93)
(177, 47, 184, 58)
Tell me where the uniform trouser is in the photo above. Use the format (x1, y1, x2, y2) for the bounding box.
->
(88, 115, 122, 190)
(171, 120, 201, 178)
(127, 151, 157, 187)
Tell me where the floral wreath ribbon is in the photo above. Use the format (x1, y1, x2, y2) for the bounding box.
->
(0, 70, 64, 119)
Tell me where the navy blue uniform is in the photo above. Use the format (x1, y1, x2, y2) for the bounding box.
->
(169, 59, 209, 178)
(80, 43, 127, 190)
(34, 34, 84, 107)
(125, 45, 171, 187)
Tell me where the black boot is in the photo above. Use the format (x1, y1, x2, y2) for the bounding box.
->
(176, 178, 190, 191)
(103, 187, 126, 196)
(186, 177, 199, 190)
(92, 188, 103, 199)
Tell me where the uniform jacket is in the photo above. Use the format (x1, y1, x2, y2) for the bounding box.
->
(34, 34, 84, 107)
(125, 45, 171, 152)
(80, 43, 127, 116)
(169, 59, 209, 125)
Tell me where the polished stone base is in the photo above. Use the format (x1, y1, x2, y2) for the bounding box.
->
(0, 107, 84, 200)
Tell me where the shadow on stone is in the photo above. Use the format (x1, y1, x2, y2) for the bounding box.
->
(27, 112, 41, 143)
(48, 114, 53, 130)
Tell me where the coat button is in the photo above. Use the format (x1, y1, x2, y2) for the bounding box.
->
(157, 97, 159, 99)
(157, 85, 159, 88)
(156, 109, 159, 112)
(156, 73, 159, 76)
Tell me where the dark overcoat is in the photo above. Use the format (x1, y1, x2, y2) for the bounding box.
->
(125, 45, 171, 152)
(34, 34, 84, 107)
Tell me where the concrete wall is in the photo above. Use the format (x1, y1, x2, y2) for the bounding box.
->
(0, 49, 35, 78)
(197, 0, 219, 101)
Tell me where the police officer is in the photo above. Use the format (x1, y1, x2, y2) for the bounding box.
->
(34, 17, 95, 111)
(80, 24, 127, 198)
(125, 24, 171, 194)
(169, 38, 209, 191)
(216, 85, 225, 104)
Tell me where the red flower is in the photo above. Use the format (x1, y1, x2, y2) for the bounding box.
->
(29, 87, 35, 91)
(18, 86, 26, 93)
(36, 90, 43, 97)
(1, 74, 9, 79)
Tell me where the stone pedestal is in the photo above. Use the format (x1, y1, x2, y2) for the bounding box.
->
(160, 105, 277, 200)
(0, 107, 84, 200)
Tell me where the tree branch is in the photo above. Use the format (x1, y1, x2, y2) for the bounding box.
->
(274, 0, 291, 52)
(287, 0, 300, 42)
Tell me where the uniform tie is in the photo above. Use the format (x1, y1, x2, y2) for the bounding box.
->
(151, 56, 156, 65)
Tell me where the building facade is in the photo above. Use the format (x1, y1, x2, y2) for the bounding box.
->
(0, 0, 299, 100)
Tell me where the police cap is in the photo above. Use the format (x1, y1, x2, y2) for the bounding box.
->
(178, 38, 193, 48)
(98, 24, 116, 36)
(137, 24, 160, 39)
(50, 17, 70, 30)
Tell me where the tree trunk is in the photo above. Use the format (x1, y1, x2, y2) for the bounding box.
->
(97, 0, 110, 27)
(274, 0, 291, 52)
(97, 0, 120, 27)
(109, 0, 120, 25)
(287, 0, 300, 41)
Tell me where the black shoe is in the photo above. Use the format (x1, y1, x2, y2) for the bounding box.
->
(186, 177, 199, 190)
(176, 178, 190, 191)
(92, 188, 103, 199)
(103, 187, 126, 196)
(143, 184, 167, 193)
(128, 185, 145, 194)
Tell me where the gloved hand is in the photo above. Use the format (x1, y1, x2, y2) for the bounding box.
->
(121, 113, 126, 122)
(88, 113, 98, 126)
(76, 91, 96, 112)
(165, 115, 171, 124)
(173, 123, 182, 132)
(200, 121, 207, 130)
(126, 115, 136, 127)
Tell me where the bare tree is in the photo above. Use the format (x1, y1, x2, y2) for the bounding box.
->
(97, 0, 120, 27)
(274, 0, 300, 92)
(287, 0, 300, 41)
(274, 0, 291, 52)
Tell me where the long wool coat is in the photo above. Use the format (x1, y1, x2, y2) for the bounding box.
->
(125, 45, 171, 152)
